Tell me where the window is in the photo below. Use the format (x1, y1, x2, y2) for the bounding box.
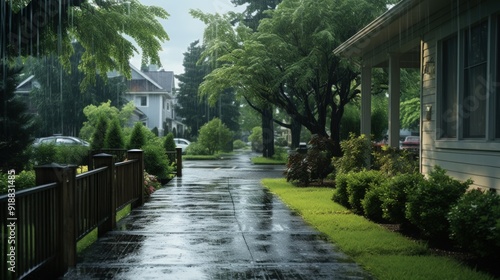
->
(441, 36, 458, 138)
(463, 21, 488, 138)
(135, 96, 147, 107)
(438, 18, 499, 141)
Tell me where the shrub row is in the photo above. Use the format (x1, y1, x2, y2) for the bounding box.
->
(332, 167, 500, 258)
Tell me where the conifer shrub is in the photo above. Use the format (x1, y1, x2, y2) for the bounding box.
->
(104, 118, 125, 149)
(142, 144, 171, 180)
(163, 133, 176, 162)
(91, 116, 108, 151)
(405, 166, 471, 243)
(128, 122, 146, 149)
(448, 189, 500, 258)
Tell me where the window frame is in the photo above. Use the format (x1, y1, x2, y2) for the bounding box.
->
(436, 15, 500, 149)
(135, 95, 148, 107)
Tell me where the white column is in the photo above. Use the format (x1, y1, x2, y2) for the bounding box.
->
(388, 54, 401, 148)
(361, 64, 372, 139)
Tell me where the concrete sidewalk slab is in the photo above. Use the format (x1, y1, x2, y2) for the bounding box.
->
(62, 153, 371, 279)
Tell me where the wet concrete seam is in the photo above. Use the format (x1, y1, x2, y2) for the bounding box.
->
(225, 177, 256, 264)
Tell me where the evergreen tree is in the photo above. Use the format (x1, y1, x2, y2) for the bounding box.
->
(163, 132, 176, 162)
(91, 116, 108, 151)
(104, 118, 125, 149)
(128, 122, 146, 149)
(0, 65, 35, 171)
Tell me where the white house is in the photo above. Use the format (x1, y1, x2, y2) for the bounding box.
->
(335, 0, 500, 192)
(123, 64, 185, 137)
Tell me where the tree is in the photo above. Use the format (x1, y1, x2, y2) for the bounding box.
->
(128, 122, 146, 149)
(198, 118, 233, 155)
(2, 0, 169, 87)
(91, 116, 108, 151)
(163, 132, 176, 162)
(0, 65, 35, 171)
(80, 100, 134, 141)
(104, 118, 125, 149)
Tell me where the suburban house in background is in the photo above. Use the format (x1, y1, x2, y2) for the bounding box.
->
(112, 64, 186, 137)
(335, 0, 500, 192)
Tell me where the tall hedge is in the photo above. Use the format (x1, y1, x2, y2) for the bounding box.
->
(104, 118, 125, 149)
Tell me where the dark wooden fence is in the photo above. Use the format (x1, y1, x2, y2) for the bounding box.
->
(0, 149, 145, 279)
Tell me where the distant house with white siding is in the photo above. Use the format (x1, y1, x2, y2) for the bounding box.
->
(123, 64, 185, 137)
(335, 0, 500, 192)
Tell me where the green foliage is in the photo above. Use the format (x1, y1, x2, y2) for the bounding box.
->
(197, 118, 233, 155)
(248, 126, 263, 152)
(185, 141, 210, 155)
(31, 144, 90, 166)
(151, 127, 159, 137)
(333, 133, 371, 175)
(163, 133, 176, 162)
(380, 173, 425, 225)
(346, 170, 386, 215)
(142, 144, 171, 180)
(91, 116, 108, 151)
(373, 146, 418, 176)
(233, 139, 247, 150)
(332, 172, 350, 208)
(0, 170, 36, 194)
(31, 143, 57, 165)
(401, 97, 421, 130)
(448, 189, 500, 258)
(80, 100, 134, 141)
(0, 65, 35, 172)
(128, 122, 147, 149)
(405, 166, 472, 242)
(362, 183, 386, 222)
(104, 119, 125, 149)
(285, 152, 310, 186)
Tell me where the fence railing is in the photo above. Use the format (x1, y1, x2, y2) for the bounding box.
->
(0, 149, 145, 279)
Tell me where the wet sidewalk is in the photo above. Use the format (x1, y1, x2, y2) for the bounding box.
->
(62, 152, 371, 279)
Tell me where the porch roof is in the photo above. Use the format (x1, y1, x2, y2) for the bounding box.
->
(333, 0, 451, 67)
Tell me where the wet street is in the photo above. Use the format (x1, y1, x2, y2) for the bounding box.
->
(62, 151, 370, 279)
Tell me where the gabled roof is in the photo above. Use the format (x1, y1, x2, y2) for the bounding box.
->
(129, 64, 164, 90)
(144, 70, 174, 92)
(15, 75, 35, 92)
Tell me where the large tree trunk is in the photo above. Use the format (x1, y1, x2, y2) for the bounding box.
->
(261, 106, 275, 158)
(290, 118, 301, 149)
(330, 109, 344, 157)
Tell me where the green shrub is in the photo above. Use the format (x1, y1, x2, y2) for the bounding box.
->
(142, 144, 171, 180)
(91, 116, 108, 151)
(362, 183, 386, 222)
(373, 146, 418, 176)
(272, 146, 288, 161)
(275, 137, 289, 147)
(104, 118, 125, 149)
(333, 133, 371, 175)
(198, 118, 233, 155)
(346, 170, 386, 215)
(233, 139, 247, 150)
(31, 143, 57, 165)
(248, 126, 263, 152)
(163, 133, 176, 162)
(185, 141, 210, 155)
(448, 189, 500, 258)
(332, 172, 350, 207)
(54, 145, 90, 165)
(128, 122, 146, 149)
(0, 170, 36, 194)
(380, 173, 425, 225)
(405, 166, 471, 243)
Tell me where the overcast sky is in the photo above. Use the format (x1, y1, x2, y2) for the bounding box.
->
(131, 0, 245, 80)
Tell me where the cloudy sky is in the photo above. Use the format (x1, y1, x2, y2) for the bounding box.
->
(131, 0, 245, 79)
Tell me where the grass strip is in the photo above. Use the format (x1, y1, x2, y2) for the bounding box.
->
(251, 156, 286, 165)
(261, 178, 495, 280)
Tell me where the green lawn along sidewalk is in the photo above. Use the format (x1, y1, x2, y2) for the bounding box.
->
(261, 178, 495, 280)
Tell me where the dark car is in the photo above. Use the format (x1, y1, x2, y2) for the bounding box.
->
(33, 136, 90, 147)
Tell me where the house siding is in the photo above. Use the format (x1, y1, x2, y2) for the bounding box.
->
(420, 0, 500, 191)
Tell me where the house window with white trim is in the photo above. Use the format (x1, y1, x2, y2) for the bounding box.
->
(135, 96, 148, 107)
(438, 18, 498, 141)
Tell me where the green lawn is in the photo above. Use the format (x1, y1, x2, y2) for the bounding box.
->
(251, 156, 286, 165)
(261, 178, 495, 280)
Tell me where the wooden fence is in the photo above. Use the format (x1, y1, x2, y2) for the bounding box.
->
(0, 150, 144, 279)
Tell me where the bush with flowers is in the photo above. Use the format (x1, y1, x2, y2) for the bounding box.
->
(144, 171, 161, 196)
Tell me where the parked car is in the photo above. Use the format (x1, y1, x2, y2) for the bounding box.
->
(33, 136, 90, 147)
(173, 138, 191, 153)
(401, 136, 420, 151)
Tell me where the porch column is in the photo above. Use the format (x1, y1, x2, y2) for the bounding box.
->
(360, 63, 372, 138)
(388, 53, 401, 148)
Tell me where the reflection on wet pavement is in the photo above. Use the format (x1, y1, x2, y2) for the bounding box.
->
(62, 152, 371, 279)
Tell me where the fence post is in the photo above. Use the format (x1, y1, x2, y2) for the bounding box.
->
(127, 149, 144, 206)
(93, 153, 116, 235)
(34, 164, 77, 275)
(176, 147, 183, 177)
